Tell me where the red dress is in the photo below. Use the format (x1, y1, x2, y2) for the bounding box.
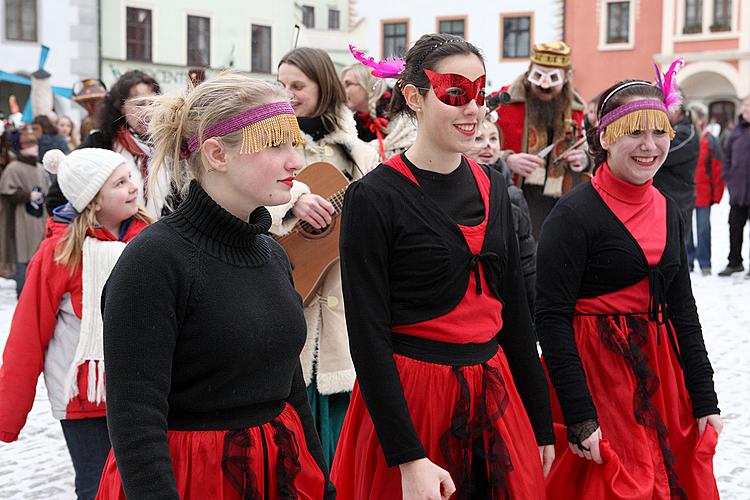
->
(544, 164, 719, 499)
(97, 404, 326, 499)
(331, 156, 545, 499)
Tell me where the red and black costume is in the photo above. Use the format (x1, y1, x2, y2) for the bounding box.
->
(96, 182, 334, 499)
(536, 163, 720, 499)
(331, 153, 553, 499)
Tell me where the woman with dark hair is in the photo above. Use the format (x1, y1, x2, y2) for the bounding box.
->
(81, 70, 167, 218)
(537, 75, 722, 498)
(331, 33, 553, 499)
(273, 47, 378, 465)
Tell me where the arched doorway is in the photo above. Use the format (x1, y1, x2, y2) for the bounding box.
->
(681, 70, 738, 130)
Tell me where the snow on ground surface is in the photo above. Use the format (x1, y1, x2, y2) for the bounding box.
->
(0, 197, 748, 499)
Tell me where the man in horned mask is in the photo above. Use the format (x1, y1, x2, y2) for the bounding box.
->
(496, 41, 589, 237)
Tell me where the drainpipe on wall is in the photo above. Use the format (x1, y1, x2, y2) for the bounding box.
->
(97, 0, 102, 79)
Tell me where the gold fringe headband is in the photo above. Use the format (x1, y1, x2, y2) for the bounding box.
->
(182, 101, 304, 159)
(599, 99, 676, 145)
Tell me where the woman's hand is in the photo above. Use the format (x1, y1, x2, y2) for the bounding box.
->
(563, 149, 588, 172)
(291, 194, 335, 229)
(697, 414, 723, 436)
(568, 426, 603, 464)
(399, 458, 456, 500)
(506, 153, 544, 177)
(538, 444, 555, 477)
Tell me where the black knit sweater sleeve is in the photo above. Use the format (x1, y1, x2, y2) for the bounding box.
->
(339, 181, 427, 467)
(535, 201, 598, 426)
(666, 213, 720, 418)
(495, 180, 554, 445)
(102, 225, 189, 500)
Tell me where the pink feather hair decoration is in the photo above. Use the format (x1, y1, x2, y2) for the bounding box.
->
(349, 44, 405, 79)
(654, 57, 685, 112)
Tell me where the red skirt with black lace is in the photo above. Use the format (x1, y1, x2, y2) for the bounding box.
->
(545, 289, 719, 499)
(332, 348, 545, 500)
(96, 404, 326, 499)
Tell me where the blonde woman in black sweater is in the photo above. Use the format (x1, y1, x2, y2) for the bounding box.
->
(97, 72, 334, 499)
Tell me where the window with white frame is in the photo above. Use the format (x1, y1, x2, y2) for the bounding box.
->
(302, 5, 315, 29)
(328, 9, 340, 30)
(187, 15, 210, 67)
(606, 1, 630, 44)
(251, 24, 272, 74)
(126, 7, 152, 62)
(683, 0, 703, 33)
(711, 0, 731, 31)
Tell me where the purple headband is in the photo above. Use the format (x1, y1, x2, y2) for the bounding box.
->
(598, 99, 668, 130)
(181, 101, 296, 159)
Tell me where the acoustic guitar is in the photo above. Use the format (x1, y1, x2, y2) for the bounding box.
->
(273, 162, 349, 306)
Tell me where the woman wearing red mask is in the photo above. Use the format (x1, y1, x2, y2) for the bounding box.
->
(331, 33, 554, 500)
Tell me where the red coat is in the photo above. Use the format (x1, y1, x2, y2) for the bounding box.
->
(694, 132, 725, 207)
(0, 216, 147, 442)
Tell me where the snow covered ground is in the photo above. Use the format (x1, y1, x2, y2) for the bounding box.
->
(0, 197, 748, 499)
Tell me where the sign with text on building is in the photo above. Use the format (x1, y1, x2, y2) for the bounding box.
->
(101, 59, 275, 95)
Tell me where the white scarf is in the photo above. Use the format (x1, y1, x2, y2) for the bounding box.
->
(64, 237, 127, 404)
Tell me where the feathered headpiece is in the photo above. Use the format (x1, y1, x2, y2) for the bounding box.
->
(654, 57, 684, 112)
(349, 44, 405, 79)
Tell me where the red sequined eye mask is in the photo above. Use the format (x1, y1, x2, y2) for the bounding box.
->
(424, 69, 486, 107)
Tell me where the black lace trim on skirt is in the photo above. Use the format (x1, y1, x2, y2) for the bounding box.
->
(439, 363, 514, 500)
(597, 315, 687, 499)
(221, 418, 302, 499)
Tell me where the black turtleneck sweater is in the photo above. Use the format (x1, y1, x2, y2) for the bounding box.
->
(102, 181, 333, 499)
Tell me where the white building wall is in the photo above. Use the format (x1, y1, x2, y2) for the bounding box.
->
(100, 0, 359, 94)
(352, 0, 563, 90)
(1, 0, 98, 87)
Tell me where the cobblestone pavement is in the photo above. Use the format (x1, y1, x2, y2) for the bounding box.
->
(0, 200, 748, 499)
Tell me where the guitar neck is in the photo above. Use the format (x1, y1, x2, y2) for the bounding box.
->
(296, 187, 347, 234)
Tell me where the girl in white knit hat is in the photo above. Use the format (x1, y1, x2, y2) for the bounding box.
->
(0, 148, 152, 500)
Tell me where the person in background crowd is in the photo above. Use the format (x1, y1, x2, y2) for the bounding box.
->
(341, 56, 417, 161)
(467, 116, 537, 314)
(32, 114, 69, 161)
(72, 79, 107, 140)
(584, 96, 599, 131)
(275, 46, 379, 465)
(58, 115, 80, 151)
(653, 90, 699, 251)
(0, 127, 48, 297)
(687, 103, 724, 276)
(332, 33, 553, 499)
(537, 76, 721, 499)
(81, 70, 168, 218)
(97, 71, 334, 499)
(0, 148, 151, 500)
(719, 95, 750, 278)
(496, 41, 590, 238)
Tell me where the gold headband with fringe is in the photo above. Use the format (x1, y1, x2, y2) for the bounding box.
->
(183, 101, 304, 159)
(599, 99, 676, 145)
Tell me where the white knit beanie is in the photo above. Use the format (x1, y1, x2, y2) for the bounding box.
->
(43, 149, 127, 212)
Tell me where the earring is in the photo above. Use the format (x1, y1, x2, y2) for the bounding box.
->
(417, 107, 422, 112)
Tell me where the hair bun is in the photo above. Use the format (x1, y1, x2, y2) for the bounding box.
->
(43, 149, 66, 174)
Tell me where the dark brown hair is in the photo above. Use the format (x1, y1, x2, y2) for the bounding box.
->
(99, 70, 160, 146)
(587, 80, 665, 167)
(279, 47, 346, 133)
(32, 115, 58, 135)
(389, 33, 484, 118)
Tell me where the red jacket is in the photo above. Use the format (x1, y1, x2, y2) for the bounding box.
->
(0, 216, 147, 442)
(694, 132, 725, 207)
